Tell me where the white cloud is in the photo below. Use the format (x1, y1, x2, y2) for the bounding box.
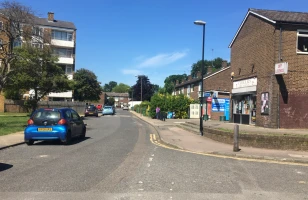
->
(137, 50, 189, 68)
(121, 69, 142, 76)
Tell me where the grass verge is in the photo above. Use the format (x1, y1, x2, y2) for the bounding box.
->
(0, 115, 29, 136)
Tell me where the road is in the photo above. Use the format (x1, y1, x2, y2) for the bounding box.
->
(0, 109, 308, 200)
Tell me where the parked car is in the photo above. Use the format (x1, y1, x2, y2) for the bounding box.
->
(102, 106, 115, 116)
(24, 108, 86, 145)
(84, 105, 99, 117)
(123, 105, 129, 110)
(96, 104, 103, 111)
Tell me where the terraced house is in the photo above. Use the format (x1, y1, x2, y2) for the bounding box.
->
(229, 8, 308, 128)
(0, 11, 76, 101)
(174, 61, 232, 120)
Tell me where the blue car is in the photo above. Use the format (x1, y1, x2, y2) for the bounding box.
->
(102, 106, 115, 116)
(24, 108, 86, 145)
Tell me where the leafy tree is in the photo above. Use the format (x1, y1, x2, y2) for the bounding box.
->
(163, 74, 187, 94)
(0, 1, 45, 93)
(103, 81, 117, 92)
(3, 88, 24, 100)
(132, 76, 155, 101)
(190, 57, 225, 76)
(7, 44, 72, 111)
(106, 97, 115, 106)
(73, 68, 103, 102)
(112, 83, 130, 93)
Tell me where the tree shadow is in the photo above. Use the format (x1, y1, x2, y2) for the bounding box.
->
(0, 163, 13, 172)
(33, 137, 91, 146)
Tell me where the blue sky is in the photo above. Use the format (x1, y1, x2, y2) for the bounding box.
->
(19, 0, 308, 87)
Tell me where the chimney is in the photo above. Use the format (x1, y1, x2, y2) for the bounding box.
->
(176, 80, 179, 85)
(222, 60, 227, 68)
(48, 12, 54, 22)
(207, 66, 212, 74)
(188, 75, 192, 81)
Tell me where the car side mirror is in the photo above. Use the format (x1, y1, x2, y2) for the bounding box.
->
(80, 116, 85, 120)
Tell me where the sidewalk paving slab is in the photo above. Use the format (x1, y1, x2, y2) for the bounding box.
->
(0, 132, 24, 150)
(131, 111, 308, 164)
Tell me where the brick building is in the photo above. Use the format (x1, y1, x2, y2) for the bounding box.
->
(174, 61, 232, 120)
(229, 8, 308, 128)
(99, 92, 129, 108)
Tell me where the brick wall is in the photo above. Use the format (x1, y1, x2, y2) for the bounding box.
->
(204, 67, 232, 92)
(231, 15, 277, 128)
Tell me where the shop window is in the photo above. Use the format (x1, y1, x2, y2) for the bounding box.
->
(297, 30, 308, 54)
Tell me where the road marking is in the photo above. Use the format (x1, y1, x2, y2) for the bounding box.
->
(149, 157, 153, 161)
(146, 163, 151, 167)
(153, 134, 156, 141)
(149, 134, 308, 167)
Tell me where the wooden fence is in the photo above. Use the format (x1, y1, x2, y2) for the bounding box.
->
(4, 100, 86, 114)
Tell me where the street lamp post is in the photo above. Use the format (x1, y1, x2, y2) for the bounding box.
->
(194, 20, 206, 136)
(136, 75, 145, 115)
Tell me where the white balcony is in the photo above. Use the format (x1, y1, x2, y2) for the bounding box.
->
(48, 91, 73, 98)
(51, 39, 74, 48)
(57, 57, 74, 64)
(66, 74, 73, 80)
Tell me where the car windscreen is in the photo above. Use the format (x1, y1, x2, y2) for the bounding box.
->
(104, 106, 112, 109)
(87, 106, 96, 111)
(32, 110, 61, 125)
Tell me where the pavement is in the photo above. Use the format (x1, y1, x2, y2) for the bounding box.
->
(2, 111, 308, 164)
(130, 111, 308, 164)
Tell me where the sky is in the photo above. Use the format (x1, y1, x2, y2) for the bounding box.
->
(18, 0, 308, 87)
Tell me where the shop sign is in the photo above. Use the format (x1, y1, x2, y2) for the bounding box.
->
(233, 78, 257, 89)
(204, 92, 211, 97)
(224, 99, 230, 120)
(275, 62, 288, 75)
(212, 98, 228, 112)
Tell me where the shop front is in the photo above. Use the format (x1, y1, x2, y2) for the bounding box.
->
(231, 78, 257, 125)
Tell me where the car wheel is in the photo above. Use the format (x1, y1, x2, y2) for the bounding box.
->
(80, 126, 86, 139)
(96, 114, 98, 117)
(26, 140, 34, 146)
(62, 131, 71, 145)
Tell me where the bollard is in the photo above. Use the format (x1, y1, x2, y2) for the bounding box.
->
(233, 124, 240, 152)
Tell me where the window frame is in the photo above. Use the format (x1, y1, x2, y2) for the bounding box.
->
(297, 29, 308, 54)
(51, 30, 73, 41)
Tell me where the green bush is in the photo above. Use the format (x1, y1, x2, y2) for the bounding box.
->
(150, 93, 193, 119)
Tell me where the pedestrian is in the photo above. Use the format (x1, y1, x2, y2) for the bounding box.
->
(156, 106, 160, 119)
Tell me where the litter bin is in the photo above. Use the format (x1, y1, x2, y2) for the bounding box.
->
(220, 116, 226, 121)
(203, 115, 209, 121)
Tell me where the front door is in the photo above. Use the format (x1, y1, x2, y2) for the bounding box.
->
(71, 110, 82, 136)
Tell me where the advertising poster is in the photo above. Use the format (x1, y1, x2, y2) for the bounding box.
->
(212, 98, 226, 112)
(224, 99, 230, 120)
(261, 92, 269, 115)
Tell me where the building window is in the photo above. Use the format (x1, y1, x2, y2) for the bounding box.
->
(120, 97, 124, 100)
(54, 48, 73, 58)
(0, 21, 3, 30)
(13, 39, 22, 48)
(187, 85, 191, 97)
(0, 39, 2, 49)
(32, 43, 43, 49)
(52, 30, 73, 41)
(198, 82, 201, 92)
(66, 66, 73, 74)
(191, 84, 194, 92)
(297, 30, 308, 54)
(33, 26, 43, 36)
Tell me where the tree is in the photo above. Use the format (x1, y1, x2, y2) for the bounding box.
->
(103, 81, 117, 92)
(7, 44, 72, 111)
(190, 57, 225, 76)
(106, 97, 115, 106)
(112, 83, 130, 93)
(132, 76, 156, 101)
(73, 68, 103, 102)
(163, 74, 187, 94)
(0, 1, 43, 93)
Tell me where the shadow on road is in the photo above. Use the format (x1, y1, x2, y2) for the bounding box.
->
(33, 137, 91, 146)
(0, 163, 13, 172)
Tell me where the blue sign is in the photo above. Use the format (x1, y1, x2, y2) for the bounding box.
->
(212, 98, 226, 112)
(204, 92, 211, 97)
(224, 99, 230, 121)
